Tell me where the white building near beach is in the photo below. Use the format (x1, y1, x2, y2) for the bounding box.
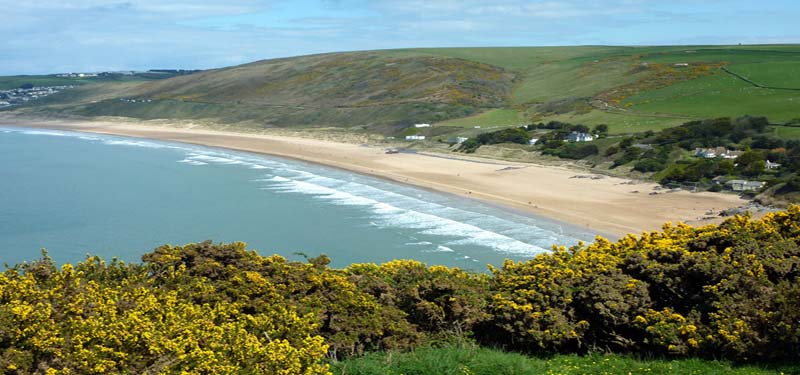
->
(565, 132, 593, 142)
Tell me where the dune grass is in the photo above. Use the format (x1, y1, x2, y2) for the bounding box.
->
(330, 344, 798, 375)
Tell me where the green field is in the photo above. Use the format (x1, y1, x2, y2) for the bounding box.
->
(539, 109, 686, 134)
(330, 344, 796, 375)
(435, 108, 525, 127)
(622, 73, 800, 122)
(774, 125, 800, 139)
(7, 44, 800, 135)
(727, 61, 800, 88)
(0, 75, 97, 90)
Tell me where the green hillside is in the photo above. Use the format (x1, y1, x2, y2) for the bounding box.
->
(6, 45, 800, 135)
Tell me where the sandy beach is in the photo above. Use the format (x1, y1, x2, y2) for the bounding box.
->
(0, 116, 748, 238)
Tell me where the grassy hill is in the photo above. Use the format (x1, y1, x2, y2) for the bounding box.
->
(5, 45, 800, 136)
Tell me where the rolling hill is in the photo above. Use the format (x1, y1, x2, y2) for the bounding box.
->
(5, 45, 800, 136)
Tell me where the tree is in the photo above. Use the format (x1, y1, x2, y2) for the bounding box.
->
(737, 150, 766, 177)
(594, 124, 609, 137)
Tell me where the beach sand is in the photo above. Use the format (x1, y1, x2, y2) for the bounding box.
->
(0, 116, 747, 238)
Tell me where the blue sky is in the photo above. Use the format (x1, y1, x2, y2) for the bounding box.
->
(0, 0, 797, 75)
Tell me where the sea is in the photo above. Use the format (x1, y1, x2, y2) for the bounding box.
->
(0, 127, 593, 270)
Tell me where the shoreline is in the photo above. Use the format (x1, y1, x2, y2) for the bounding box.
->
(0, 115, 748, 238)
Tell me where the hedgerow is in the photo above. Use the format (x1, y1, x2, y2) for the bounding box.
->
(1, 207, 799, 373)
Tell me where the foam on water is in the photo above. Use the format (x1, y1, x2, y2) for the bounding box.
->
(20, 130, 69, 137)
(259, 172, 556, 256)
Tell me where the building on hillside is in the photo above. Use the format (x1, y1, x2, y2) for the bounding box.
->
(414, 123, 431, 128)
(528, 138, 539, 145)
(448, 137, 469, 144)
(765, 160, 782, 170)
(694, 147, 742, 159)
(726, 179, 765, 192)
(405, 135, 426, 141)
(565, 132, 594, 142)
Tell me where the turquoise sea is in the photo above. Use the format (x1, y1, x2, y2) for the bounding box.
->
(0, 127, 593, 270)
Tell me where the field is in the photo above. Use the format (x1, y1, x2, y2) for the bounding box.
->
(330, 344, 797, 375)
(774, 125, 800, 139)
(6, 44, 800, 135)
(435, 108, 525, 127)
(0, 75, 97, 90)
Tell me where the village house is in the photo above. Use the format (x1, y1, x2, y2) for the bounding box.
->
(414, 123, 431, 128)
(765, 160, 782, 170)
(447, 137, 469, 144)
(565, 132, 594, 142)
(528, 138, 539, 145)
(405, 135, 426, 141)
(726, 179, 766, 192)
(694, 147, 743, 159)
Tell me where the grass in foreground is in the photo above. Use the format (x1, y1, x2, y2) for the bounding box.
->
(330, 344, 797, 375)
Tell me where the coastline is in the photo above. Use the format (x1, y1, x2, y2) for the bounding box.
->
(0, 115, 748, 238)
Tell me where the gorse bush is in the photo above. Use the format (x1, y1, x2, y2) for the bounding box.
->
(2, 208, 799, 373)
(0, 255, 330, 374)
(484, 207, 800, 361)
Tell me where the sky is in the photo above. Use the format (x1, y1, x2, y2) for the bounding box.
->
(1, 0, 798, 75)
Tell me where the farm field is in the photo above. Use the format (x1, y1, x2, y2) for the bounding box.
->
(538, 109, 686, 134)
(774, 125, 800, 139)
(435, 108, 525, 127)
(622, 73, 800, 122)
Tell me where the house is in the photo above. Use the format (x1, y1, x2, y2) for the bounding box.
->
(528, 138, 539, 145)
(674, 63, 689, 67)
(448, 137, 469, 144)
(726, 180, 765, 192)
(694, 147, 742, 159)
(565, 132, 594, 142)
(414, 123, 431, 128)
(405, 135, 426, 141)
(765, 160, 782, 170)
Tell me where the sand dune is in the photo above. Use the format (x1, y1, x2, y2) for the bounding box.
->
(1, 116, 747, 238)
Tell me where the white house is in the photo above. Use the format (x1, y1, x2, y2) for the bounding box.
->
(765, 160, 782, 170)
(726, 180, 765, 192)
(414, 123, 431, 128)
(528, 138, 539, 145)
(405, 135, 426, 141)
(565, 132, 594, 142)
(694, 147, 742, 159)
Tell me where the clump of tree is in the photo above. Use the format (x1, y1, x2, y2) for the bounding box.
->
(542, 143, 599, 159)
(3, 208, 800, 372)
(457, 127, 531, 153)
